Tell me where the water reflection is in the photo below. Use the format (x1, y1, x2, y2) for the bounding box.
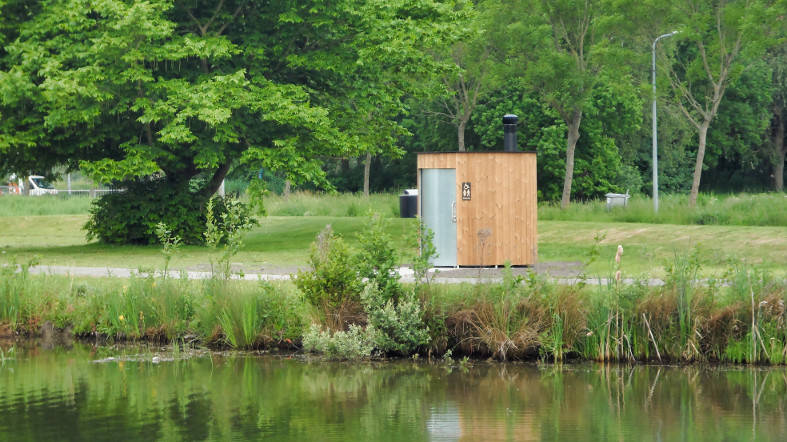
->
(0, 343, 785, 441)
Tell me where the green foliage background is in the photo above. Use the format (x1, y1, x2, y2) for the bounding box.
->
(0, 0, 785, 242)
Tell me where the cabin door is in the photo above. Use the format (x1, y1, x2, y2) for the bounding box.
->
(420, 168, 457, 266)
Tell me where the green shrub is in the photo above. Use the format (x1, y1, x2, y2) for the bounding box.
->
(296, 215, 429, 356)
(361, 284, 430, 355)
(411, 218, 438, 286)
(355, 214, 402, 303)
(302, 324, 377, 360)
(85, 178, 204, 244)
(85, 178, 256, 245)
(204, 196, 258, 279)
(155, 222, 182, 277)
(294, 226, 364, 330)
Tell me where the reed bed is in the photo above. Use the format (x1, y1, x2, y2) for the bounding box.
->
(0, 262, 307, 349)
(2, 258, 785, 364)
(424, 265, 787, 364)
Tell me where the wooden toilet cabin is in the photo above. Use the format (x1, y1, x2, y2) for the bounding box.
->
(416, 151, 537, 267)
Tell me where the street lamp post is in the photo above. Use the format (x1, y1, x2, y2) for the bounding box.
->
(652, 31, 678, 213)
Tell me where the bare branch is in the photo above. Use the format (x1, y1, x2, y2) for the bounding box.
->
(216, 3, 245, 36)
(668, 68, 703, 129)
(203, 0, 226, 35)
(716, 0, 726, 61)
(186, 9, 207, 36)
(697, 41, 717, 87)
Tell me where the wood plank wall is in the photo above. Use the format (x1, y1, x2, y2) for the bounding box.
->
(417, 152, 537, 266)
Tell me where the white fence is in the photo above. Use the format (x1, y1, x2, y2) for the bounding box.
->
(0, 186, 122, 197)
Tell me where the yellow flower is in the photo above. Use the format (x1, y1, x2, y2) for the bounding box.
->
(118, 315, 125, 322)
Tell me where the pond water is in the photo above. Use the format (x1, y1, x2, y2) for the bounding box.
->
(1, 343, 786, 441)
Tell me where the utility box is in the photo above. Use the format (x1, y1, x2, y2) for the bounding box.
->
(605, 192, 630, 210)
(417, 151, 537, 266)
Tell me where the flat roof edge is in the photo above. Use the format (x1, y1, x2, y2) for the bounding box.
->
(417, 151, 537, 154)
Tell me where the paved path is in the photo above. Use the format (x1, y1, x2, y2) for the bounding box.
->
(24, 264, 667, 286)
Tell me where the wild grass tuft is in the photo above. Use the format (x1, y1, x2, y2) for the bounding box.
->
(539, 192, 787, 226)
(265, 191, 399, 217)
(0, 258, 42, 330)
(0, 194, 93, 216)
(443, 270, 549, 361)
(201, 281, 306, 349)
(4, 191, 784, 227)
(195, 280, 306, 349)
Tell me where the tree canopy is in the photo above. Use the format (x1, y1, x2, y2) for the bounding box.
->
(0, 0, 459, 242)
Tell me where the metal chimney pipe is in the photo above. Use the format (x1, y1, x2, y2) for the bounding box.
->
(503, 114, 518, 152)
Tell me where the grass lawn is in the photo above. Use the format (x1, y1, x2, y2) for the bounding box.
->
(2, 214, 784, 278)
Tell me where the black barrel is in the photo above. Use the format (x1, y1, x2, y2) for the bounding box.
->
(399, 189, 418, 218)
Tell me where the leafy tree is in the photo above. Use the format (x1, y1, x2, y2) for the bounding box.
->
(664, 0, 781, 206)
(508, 0, 631, 207)
(473, 74, 640, 200)
(701, 61, 775, 191)
(766, 46, 787, 191)
(0, 0, 456, 241)
(428, 2, 498, 152)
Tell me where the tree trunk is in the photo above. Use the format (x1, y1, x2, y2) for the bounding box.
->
(21, 175, 29, 196)
(363, 152, 372, 197)
(776, 147, 785, 192)
(773, 110, 785, 192)
(689, 121, 711, 208)
(560, 110, 582, 208)
(283, 180, 291, 199)
(202, 162, 232, 197)
(457, 118, 467, 152)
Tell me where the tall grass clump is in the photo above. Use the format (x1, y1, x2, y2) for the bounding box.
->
(431, 246, 786, 365)
(449, 272, 546, 361)
(538, 193, 787, 226)
(0, 195, 93, 216)
(439, 268, 585, 361)
(0, 258, 44, 331)
(265, 191, 398, 217)
(67, 275, 194, 341)
(196, 281, 307, 349)
(21, 273, 306, 349)
(582, 250, 786, 364)
(716, 266, 787, 364)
